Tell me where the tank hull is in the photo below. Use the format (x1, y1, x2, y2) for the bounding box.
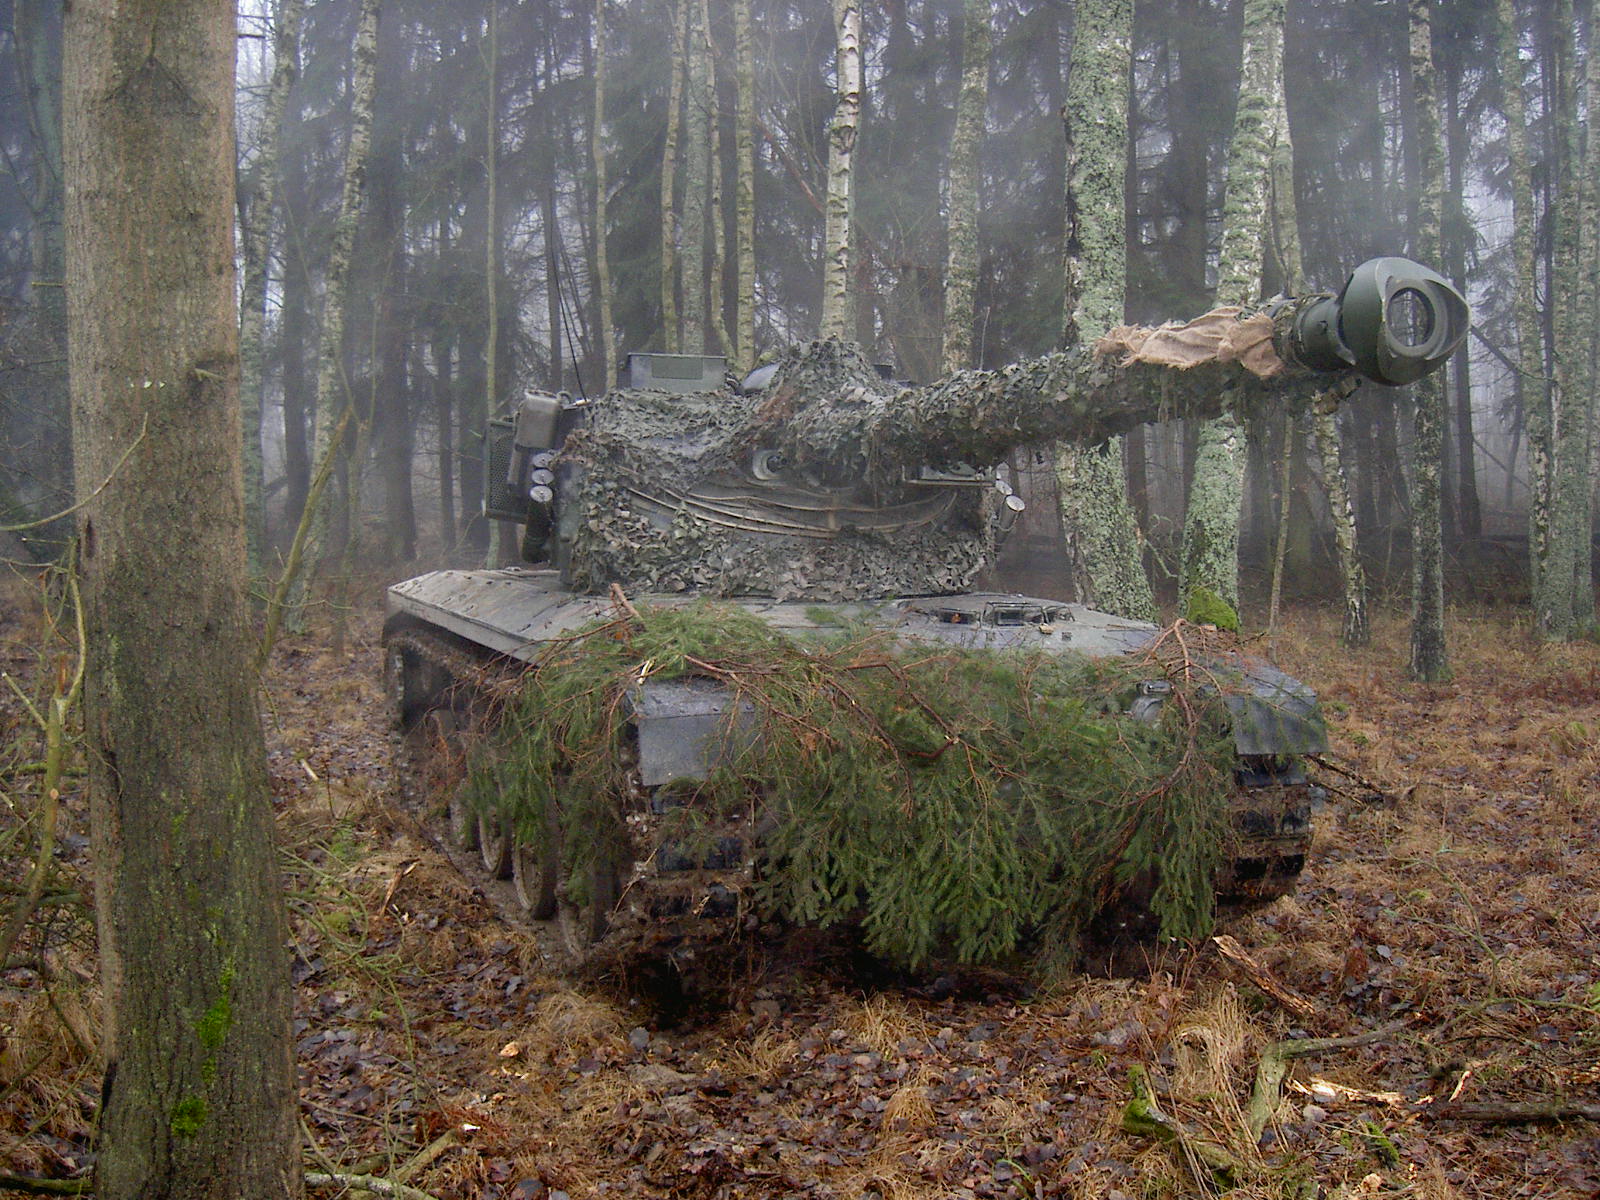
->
(385, 568, 1321, 978)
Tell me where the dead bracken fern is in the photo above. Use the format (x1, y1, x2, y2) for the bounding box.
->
(464, 598, 1239, 969)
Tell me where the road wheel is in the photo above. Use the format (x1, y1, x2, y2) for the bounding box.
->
(512, 805, 560, 920)
(558, 856, 619, 957)
(478, 808, 514, 879)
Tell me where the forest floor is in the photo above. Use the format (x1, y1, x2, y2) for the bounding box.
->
(0, 574, 1598, 1199)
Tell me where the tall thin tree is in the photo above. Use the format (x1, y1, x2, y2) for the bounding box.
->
(819, 0, 860, 339)
(733, 0, 757, 370)
(1055, 0, 1156, 621)
(1407, 0, 1450, 680)
(1179, 0, 1283, 626)
(238, 0, 305, 569)
(941, 0, 991, 373)
(593, 0, 617, 388)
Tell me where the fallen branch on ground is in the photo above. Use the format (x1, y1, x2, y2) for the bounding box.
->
(1122, 1064, 1244, 1188)
(1213, 935, 1316, 1020)
(1418, 1100, 1600, 1124)
(1246, 1020, 1409, 1139)
(0, 1174, 90, 1195)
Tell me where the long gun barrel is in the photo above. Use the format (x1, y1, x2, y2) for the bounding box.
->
(765, 257, 1468, 483)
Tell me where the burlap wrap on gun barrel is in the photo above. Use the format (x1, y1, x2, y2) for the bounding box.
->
(1096, 309, 1286, 379)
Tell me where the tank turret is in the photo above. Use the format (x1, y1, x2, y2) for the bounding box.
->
(488, 257, 1466, 601)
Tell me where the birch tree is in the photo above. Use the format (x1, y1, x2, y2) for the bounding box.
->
(593, 0, 616, 388)
(819, 0, 860, 340)
(1495, 0, 1547, 609)
(486, 0, 506, 565)
(733, 0, 757, 371)
(1055, 0, 1155, 622)
(264, 0, 379, 651)
(238, 0, 304, 569)
(63, 0, 299, 1191)
(1179, 0, 1282, 627)
(1540, 0, 1598, 639)
(660, 0, 686, 352)
(941, 0, 990, 374)
(1261, 62, 1369, 644)
(1408, 0, 1449, 680)
(680, 0, 711, 352)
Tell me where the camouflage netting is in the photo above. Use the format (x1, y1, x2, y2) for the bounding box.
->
(557, 308, 1322, 600)
(465, 601, 1238, 970)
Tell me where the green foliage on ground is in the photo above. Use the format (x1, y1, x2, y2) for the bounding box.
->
(465, 601, 1236, 969)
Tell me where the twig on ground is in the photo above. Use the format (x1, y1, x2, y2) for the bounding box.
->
(1306, 753, 1391, 803)
(304, 1171, 444, 1200)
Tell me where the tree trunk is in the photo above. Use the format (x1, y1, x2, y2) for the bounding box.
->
(1407, 0, 1450, 680)
(1498, 0, 1549, 610)
(433, 322, 456, 553)
(679, 0, 711, 352)
(279, 117, 313, 542)
(733, 0, 756, 371)
(704, 0, 733, 360)
(941, 0, 990, 374)
(486, 0, 508, 566)
(369, 0, 412, 564)
(238, 0, 305, 572)
(1442, 47, 1480, 543)
(1542, 0, 1597, 638)
(819, 0, 860, 340)
(62, 2, 299, 1195)
(14, 0, 72, 545)
(593, 0, 617, 388)
(1179, 0, 1282, 625)
(1055, 0, 1155, 621)
(295, 0, 380, 601)
(660, 0, 686, 352)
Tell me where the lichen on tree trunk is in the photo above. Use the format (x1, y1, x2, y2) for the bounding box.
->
(1179, 0, 1283, 624)
(1055, 0, 1153, 620)
(1407, 0, 1450, 680)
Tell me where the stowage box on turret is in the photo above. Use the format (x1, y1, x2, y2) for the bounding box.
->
(384, 258, 1467, 976)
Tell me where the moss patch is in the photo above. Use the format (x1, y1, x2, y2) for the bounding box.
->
(170, 1095, 207, 1138)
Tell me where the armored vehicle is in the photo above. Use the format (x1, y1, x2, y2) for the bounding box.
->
(384, 258, 1466, 975)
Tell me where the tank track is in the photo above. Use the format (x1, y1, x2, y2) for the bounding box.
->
(386, 625, 1313, 981)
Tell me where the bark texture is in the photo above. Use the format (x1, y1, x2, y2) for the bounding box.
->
(300, 0, 380, 582)
(1541, 0, 1598, 639)
(733, 0, 756, 371)
(1180, 0, 1283, 619)
(941, 0, 990, 373)
(659, 0, 686, 352)
(1407, 0, 1450, 680)
(1495, 0, 1548, 614)
(593, 0, 616, 387)
(1055, 0, 1154, 621)
(62, 2, 299, 1195)
(819, 0, 860, 340)
(238, 0, 305, 569)
(680, 0, 711, 353)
